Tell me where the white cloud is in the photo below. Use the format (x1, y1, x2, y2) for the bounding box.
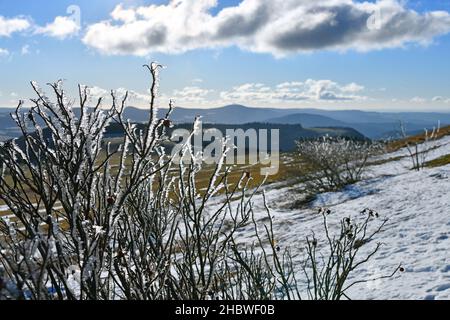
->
(431, 96, 447, 102)
(77, 81, 450, 110)
(0, 15, 30, 37)
(85, 84, 214, 107)
(171, 86, 213, 104)
(82, 0, 450, 57)
(0, 48, 9, 57)
(82, 85, 153, 107)
(87, 86, 109, 99)
(432, 96, 450, 103)
(111, 4, 137, 23)
(35, 16, 80, 39)
(342, 82, 365, 93)
(221, 79, 366, 103)
(21, 44, 30, 55)
(410, 96, 426, 103)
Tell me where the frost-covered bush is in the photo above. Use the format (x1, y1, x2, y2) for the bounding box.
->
(296, 136, 382, 193)
(0, 64, 298, 300)
(302, 208, 400, 300)
(0, 64, 396, 300)
(400, 122, 440, 171)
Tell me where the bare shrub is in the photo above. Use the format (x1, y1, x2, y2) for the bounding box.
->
(0, 64, 397, 300)
(296, 136, 382, 194)
(302, 208, 400, 300)
(400, 122, 440, 171)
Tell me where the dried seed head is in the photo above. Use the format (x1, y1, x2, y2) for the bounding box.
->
(107, 195, 116, 205)
(353, 239, 367, 249)
(163, 119, 173, 128)
(399, 267, 405, 272)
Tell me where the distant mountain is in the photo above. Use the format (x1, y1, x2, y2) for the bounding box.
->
(267, 113, 348, 128)
(10, 121, 366, 153)
(0, 110, 21, 139)
(2, 104, 450, 140)
(122, 104, 292, 124)
(103, 122, 366, 152)
(151, 105, 450, 138)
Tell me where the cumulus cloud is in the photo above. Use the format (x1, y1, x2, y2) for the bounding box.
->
(171, 86, 214, 104)
(432, 96, 450, 103)
(0, 15, 30, 37)
(35, 16, 80, 39)
(432, 96, 444, 102)
(82, 0, 450, 56)
(86, 86, 109, 99)
(79, 81, 450, 109)
(220, 79, 366, 103)
(83, 84, 212, 107)
(84, 86, 150, 105)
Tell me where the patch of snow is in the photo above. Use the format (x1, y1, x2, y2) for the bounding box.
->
(210, 134, 450, 299)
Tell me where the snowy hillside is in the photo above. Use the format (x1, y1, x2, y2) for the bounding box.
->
(222, 135, 450, 300)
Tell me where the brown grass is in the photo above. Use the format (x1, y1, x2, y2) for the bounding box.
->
(387, 125, 450, 152)
(0, 151, 309, 218)
(424, 154, 450, 168)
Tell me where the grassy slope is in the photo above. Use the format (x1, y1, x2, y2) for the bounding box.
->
(425, 154, 450, 168)
(386, 125, 450, 168)
(387, 125, 450, 152)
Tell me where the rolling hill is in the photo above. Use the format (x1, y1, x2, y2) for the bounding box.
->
(2, 104, 450, 140)
(103, 122, 367, 152)
(267, 113, 348, 127)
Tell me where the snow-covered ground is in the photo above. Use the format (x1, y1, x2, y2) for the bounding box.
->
(225, 135, 450, 300)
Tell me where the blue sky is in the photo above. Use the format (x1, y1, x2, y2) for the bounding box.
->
(1, 0, 450, 111)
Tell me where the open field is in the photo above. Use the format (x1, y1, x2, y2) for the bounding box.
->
(3, 125, 450, 218)
(0, 149, 307, 218)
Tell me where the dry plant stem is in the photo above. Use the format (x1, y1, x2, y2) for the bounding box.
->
(400, 121, 440, 171)
(302, 210, 400, 300)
